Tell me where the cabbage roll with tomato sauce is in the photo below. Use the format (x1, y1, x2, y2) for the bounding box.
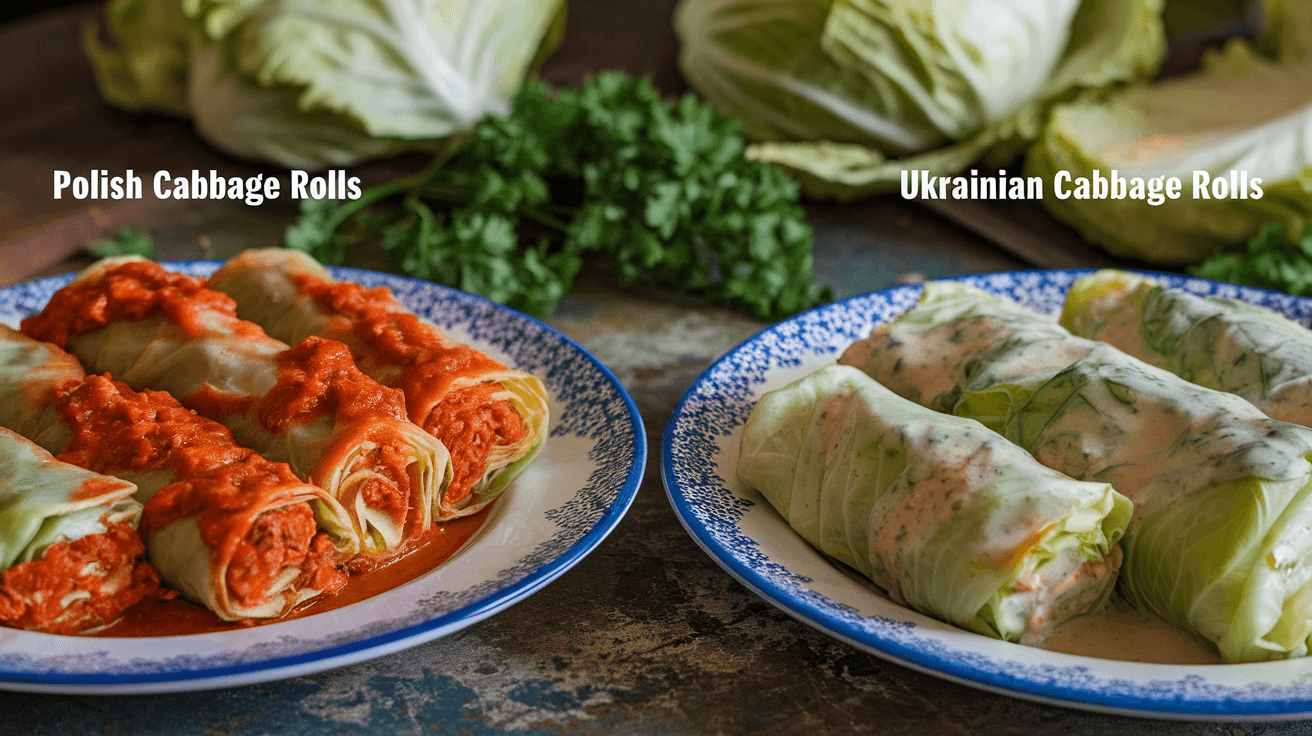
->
(739, 365, 1130, 645)
(208, 248, 548, 517)
(21, 258, 454, 557)
(0, 325, 351, 620)
(0, 427, 157, 634)
(841, 281, 1312, 663)
(1062, 269, 1312, 427)
(53, 375, 353, 619)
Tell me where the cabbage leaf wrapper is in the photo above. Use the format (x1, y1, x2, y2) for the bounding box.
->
(739, 364, 1129, 645)
(21, 258, 455, 558)
(0, 427, 157, 634)
(841, 281, 1312, 663)
(0, 324, 82, 453)
(0, 326, 350, 621)
(208, 248, 548, 518)
(1062, 269, 1312, 428)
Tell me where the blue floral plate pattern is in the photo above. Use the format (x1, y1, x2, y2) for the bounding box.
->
(662, 270, 1312, 721)
(0, 262, 645, 694)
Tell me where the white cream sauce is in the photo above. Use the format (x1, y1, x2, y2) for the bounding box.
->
(1043, 596, 1220, 665)
(1071, 278, 1161, 368)
(845, 282, 1312, 665)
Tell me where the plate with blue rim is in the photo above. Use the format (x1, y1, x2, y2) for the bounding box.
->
(661, 269, 1312, 721)
(0, 261, 644, 694)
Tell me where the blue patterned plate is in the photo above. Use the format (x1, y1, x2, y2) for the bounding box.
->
(662, 269, 1312, 721)
(0, 262, 644, 694)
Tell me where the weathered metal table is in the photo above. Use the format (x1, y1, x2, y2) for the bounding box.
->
(0, 2, 1302, 733)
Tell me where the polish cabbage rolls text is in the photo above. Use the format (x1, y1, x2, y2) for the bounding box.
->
(738, 364, 1130, 645)
(841, 282, 1312, 663)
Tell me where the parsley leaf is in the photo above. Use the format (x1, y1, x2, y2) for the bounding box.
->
(88, 228, 153, 259)
(285, 72, 830, 318)
(1191, 223, 1312, 295)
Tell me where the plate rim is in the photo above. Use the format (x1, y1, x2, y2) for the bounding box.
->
(0, 260, 647, 693)
(661, 267, 1312, 721)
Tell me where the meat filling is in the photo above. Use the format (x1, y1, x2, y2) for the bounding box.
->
(425, 384, 525, 503)
(225, 505, 345, 609)
(0, 521, 159, 635)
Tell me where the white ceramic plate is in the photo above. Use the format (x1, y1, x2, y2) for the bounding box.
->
(0, 261, 645, 694)
(662, 269, 1312, 721)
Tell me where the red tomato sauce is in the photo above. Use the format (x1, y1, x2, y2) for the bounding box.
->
(99, 506, 490, 637)
(54, 375, 346, 612)
(260, 336, 416, 529)
(0, 521, 160, 635)
(292, 274, 527, 499)
(21, 260, 264, 348)
(428, 384, 525, 504)
(262, 337, 411, 432)
(293, 274, 507, 379)
(183, 384, 257, 417)
(24, 258, 424, 548)
(72, 476, 135, 503)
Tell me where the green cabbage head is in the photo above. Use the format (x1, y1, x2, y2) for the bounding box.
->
(1026, 37, 1312, 264)
(84, 0, 567, 169)
(674, 0, 1165, 199)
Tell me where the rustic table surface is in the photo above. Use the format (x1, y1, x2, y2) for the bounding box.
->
(0, 2, 1301, 734)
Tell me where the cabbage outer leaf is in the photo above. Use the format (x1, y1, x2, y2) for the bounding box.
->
(676, 0, 1164, 199)
(0, 430, 141, 570)
(191, 0, 564, 139)
(83, 0, 567, 168)
(82, 0, 196, 116)
(1026, 40, 1312, 264)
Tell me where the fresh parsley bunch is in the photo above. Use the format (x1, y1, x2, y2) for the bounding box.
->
(1192, 223, 1312, 295)
(285, 72, 830, 318)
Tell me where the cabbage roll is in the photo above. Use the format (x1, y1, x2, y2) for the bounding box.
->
(0, 326, 351, 620)
(841, 282, 1312, 663)
(739, 365, 1130, 645)
(0, 323, 82, 452)
(838, 281, 1092, 432)
(208, 248, 548, 516)
(21, 258, 454, 556)
(1062, 269, 1312, 427)
(0, 427, 157, 634)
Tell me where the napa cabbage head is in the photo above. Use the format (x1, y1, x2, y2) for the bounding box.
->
(674, 0, 1165, 199)
(1025, 38, 1312, 264)
(83, 0, 567, 169)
